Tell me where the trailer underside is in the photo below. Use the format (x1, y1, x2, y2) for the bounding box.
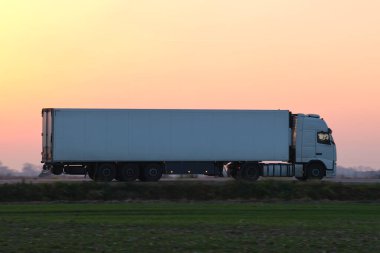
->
(43, 160, 326, 182)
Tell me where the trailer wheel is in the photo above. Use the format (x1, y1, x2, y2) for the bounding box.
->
(238, 163, 260, 181)
(116, 163, 139, 182)
(88, 170, 96, 180)
(307, 163, 325, 180)
(226, 162, 239, 179)
(87, 165, 96, 180)
(94, 163, 116, 182)
(139, 163, 163, 182)
(51, 165, 63, 175)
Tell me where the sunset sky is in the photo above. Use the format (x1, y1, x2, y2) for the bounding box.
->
(1, 0, 379, 170)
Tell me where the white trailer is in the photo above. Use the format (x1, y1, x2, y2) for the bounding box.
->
(42, 108, 336, 181)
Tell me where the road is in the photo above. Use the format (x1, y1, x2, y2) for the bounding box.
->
(0, 175, 379, 184)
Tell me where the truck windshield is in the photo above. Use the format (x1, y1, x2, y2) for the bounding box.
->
(330, 134, 335, 145)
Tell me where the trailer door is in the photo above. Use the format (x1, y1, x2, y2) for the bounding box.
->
(42, 109, 53, 162)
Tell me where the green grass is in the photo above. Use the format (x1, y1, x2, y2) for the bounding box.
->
(1, 180, 380, 201)
(0, 202, 379, 252)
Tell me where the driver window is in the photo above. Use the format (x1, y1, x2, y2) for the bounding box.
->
(317, 131, 331, 145)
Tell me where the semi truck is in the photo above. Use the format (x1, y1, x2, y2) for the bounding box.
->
(41, 108, 336, 181)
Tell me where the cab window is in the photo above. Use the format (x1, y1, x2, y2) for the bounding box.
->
(317, 131, 331, 145)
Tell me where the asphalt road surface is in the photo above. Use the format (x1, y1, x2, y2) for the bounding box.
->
(0, 175, 379, 184)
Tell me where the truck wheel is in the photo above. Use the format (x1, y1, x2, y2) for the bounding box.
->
(230, 169, 238, 179)
(238, 163, 260, 181)
(95, 163, 116, 182)
(226, 162, 240, 179)
(86, 165, 96, 180)
(88, 170, 96, 180)
(307, 163, 325, 180)
(139, 163, 163, 182)
(117, 163, 139, 181)
(51, 165, 63, 175)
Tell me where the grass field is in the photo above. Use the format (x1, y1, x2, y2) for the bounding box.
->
(0, 202, 379, 252)
(1, 180, 380, 201)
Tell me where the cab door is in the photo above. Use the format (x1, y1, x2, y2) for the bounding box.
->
(315, 130, 335, 167)
(295, 116, 317, 163)
(301, 129, 316, 162)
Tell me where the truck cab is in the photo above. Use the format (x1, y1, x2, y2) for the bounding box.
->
(294, 114, 337, 179)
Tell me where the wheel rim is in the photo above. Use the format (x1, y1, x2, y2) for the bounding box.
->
(148, 168, 158, 177)
(141, 164, 162, 181)
(119, 164, 139, 181)
(240, 164, 259, 181)
(102, 167, 111, 176)
(311, 168, 320, 177)
(97, 164, 115, 181)
(126, 168, 134, 177)
(246, 168, 256, 178)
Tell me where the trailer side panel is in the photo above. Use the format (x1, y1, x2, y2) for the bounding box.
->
(51, 109, 290, 162)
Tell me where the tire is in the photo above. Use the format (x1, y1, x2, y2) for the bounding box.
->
(307, 163, 325, 180)
(117, 163, 139, 182)
(88, 171, 96, 180)
(237, 163, 260, 181)
(139, 163, 163, 182)
(51, 165, 63, 175)
(93, 163, 116, 182)
(230, 169, 238, 179)
(226, 163, 240, 179)
(87, 165, 96, 180)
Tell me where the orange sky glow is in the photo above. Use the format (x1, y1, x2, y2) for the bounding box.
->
(1, 0, 379, 170)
